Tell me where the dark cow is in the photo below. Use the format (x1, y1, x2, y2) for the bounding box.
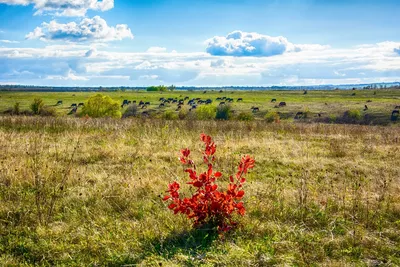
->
(176, 106, 182, 111)
(279, 102, 286, 107)
(56, 100, 63, 105)
(184, 96, 189, 100)
(68, 107, 77, 115)
(318, 113, 322, 117)
(122, 99, 129, 106)
(271, 99, 276, 103)
(145, 102, 150, 105)
(139, 101, 144, 106)
(395, 105, 400, 109)
(366, 100, 372, 103)
(219, 90, 223, 93)
(71, 103, 77, 108)
(216, 97, 222, 101)
(203, 90, 207, 94)
(219, 102, 226, 106)
(251, 107, 259, 113)
(206, 99, 212, 104)
(295, 112, 304, 119)
(159, 103, 165, 108)
(191, 105, 197, 109)
(237, 98, 243, 102)
(303, 90, 308, 95)
(364, 105, 368, 111)
(391, 110, 399, 121)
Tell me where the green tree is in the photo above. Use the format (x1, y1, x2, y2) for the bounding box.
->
(169, 85, 176, 91)
(80, 94, 122, 118)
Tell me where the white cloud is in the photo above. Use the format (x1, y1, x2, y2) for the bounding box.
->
(206, 30, 328, 57)
(0, 40, 20, 44)
(26, 16, 133, 42)
(46, 70, 88, 81)
(0, 0, 114, 17)
(146, 47, 167, 53)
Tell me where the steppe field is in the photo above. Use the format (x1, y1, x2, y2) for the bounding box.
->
(0, 89, 400, 124)
(0, 90, 399, 266)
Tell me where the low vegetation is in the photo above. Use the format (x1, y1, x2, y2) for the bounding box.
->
(0, 116, 399, 266)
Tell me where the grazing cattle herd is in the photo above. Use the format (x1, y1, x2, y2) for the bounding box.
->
(51, 95, 400, 122)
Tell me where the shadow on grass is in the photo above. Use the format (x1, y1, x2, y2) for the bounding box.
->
(107, 226, 219, 266)
(150, 226, 219, 260)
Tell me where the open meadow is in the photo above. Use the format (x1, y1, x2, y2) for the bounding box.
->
(0, 115, 399, 266)
(1, 89, 400, 125)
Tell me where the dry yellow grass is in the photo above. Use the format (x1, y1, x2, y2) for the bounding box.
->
(0, 116, 399, 266)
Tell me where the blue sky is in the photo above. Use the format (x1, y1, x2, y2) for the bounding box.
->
(0, 0, 399, 86)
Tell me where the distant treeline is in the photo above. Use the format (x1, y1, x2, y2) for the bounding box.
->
(0, 83, 399, 92)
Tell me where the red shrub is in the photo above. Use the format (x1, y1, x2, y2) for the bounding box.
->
(163, 133, 255, 232)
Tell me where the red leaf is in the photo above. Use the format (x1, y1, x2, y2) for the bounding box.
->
(168, 203, 177, 209)
(240, 178, 246, 183)
(162, 195, 170, 201)
(211, 184, 218, 191)
(236, 190, 245, 198)
(229, 176, 234, 183)
(214, 172, 222, 178)
(193, 181, 203, 187)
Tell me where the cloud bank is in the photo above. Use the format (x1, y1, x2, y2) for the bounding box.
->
(0, 0, 114, 16)
(206, 30, 328, 57)
(26, 16, 133, 42)
(1, 41, 399, 86)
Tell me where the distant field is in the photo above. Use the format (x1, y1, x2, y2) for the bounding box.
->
(1, 89, 400, 124)
(0, 117, 399, 266)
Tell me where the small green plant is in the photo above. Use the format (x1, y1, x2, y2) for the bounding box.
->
(329, 114, 337, 123)
(13, 102, 20, 115)
(215, 104, 231, 120)
(163, 110, 178, 120)
(237, 112, 254, 121)
(178, 107, 189, 120)
(80, 94, 122, 118)
(30, 98, 45, 115)
(303, 107, 310, 118)
(264, 111, 280, 123)
(123, 104, 138, 118)
(347, 109, 362, 120)
(196, 105, 217, 120)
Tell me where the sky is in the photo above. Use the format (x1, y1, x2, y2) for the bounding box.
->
(0, 0, 399, 87)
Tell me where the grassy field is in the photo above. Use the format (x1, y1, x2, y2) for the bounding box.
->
(1, 89, 400, 124)
(0, 116, 399, 266)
